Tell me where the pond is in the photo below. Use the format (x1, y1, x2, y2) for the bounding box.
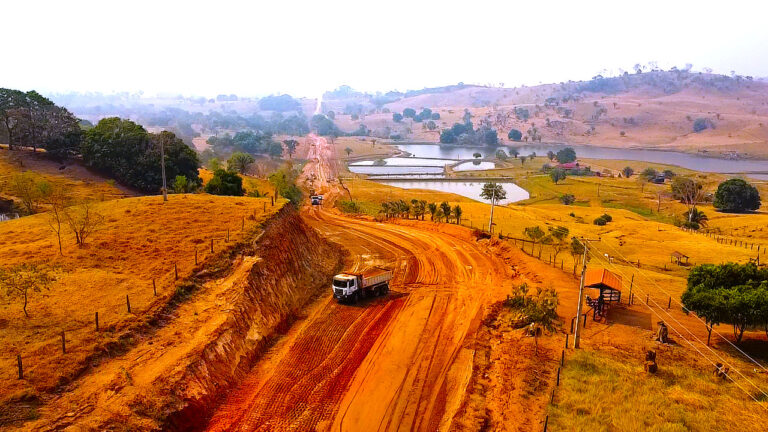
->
(395, 143, 768, 174)
(350, 157, 456, 167)
(349, 165, 445, 175)
(453, 161, 496, 171)
(376, 180, 529, 204)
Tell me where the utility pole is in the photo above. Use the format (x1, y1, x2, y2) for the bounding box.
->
(488, 187, 496, 234)
(573, 237, 598, 349)
(160, 134, 168, 202)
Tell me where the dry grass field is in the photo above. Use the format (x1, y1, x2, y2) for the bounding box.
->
(0, 194, 282, 407)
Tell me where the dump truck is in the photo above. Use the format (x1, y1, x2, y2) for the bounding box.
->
(332, 268, 391, 303)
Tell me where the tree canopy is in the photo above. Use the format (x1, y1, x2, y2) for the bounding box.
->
(713, 178, 761, 213)
(555, 147, 577, 163)
(205, 169, 244, 196)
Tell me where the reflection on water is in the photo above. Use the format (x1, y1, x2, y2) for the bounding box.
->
(396, 144, 768, 174)
(349, 166, 444, 175)
(378, 181, 529, 204)
(350, 157, 456, 167)
(453, 161, 495, 171)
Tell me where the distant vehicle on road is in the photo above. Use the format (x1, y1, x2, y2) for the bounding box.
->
(311, 195, 323, 205)
(332, 268, 391, 303)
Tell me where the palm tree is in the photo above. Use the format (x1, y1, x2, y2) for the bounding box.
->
(428, 203, 437, 221)
(453, 205, 463, 224)
(440, 202, 452, 223)
(683, 208, 709, 229)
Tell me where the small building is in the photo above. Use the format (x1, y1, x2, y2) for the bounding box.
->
(557, 162, 580, 171)
(670, 251, 689, 266)
(652, 175, 666, 184)
(584, 268, 622, 303)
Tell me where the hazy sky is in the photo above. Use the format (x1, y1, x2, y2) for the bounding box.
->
(2, 0, 767, 98)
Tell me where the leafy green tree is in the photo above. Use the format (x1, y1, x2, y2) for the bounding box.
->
(473, 152, 482, 159)
(403, 108, 416, 118)
(546, 226, 570, 261)
(672, 176, 705, 220)
(344, 147, 353, 158)
(268, 165, 303, 205)
(311, 114, 340, 136)
(0, 263, 56, 317)
(173, 175, 189, 193)
(227, 152, 255, 174)
(555, 147, 577, 163)
(693, 118, 711, 133)
(524, 226, 546, 254)
(205, 169, 244, 196)
(495, 149, 508, 160)
(682, 208, 709, 230)
(508, 147, 520, 158)
(481, 182, 507, 203)
(641, 167, 659, 181)
(560, 194, 575, 205)
(547, 151, 555, 161)
(527, 287, 559, 354)
(208, 158, 221, 171)
(426, 120, 437, 130)
(550, 167, 566, 184)
(507, 129, 523, 141)
(621, 166, 634, 178)
(713, 178, 761, 213)
(258, 94, 300, 112)
(482, 129, 498, 145)
(570, 237, 586, 274)
(326, 111, 335, 120)
(393, 112, 403, 122)
(439, 129, 457, 144)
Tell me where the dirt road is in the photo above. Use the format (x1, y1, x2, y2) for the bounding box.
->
(204, 135, 514, 431)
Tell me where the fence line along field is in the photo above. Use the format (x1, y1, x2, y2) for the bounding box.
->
(0, 194, 282, 404)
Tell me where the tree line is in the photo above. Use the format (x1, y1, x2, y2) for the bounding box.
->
(378, 200, 463, 224)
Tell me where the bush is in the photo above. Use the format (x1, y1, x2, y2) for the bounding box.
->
(337, 200, 362, 214)
(205, 169, 244, 196)
(601, 213, 612, 222)
(693, 117, 711, 132)
(440, 129, 457, 144)
(393, 113, 403, 122)
(403, 108, 416, 118)
(508, 129, 523, 141)
(713, 178, 761, 212)
(560, 194, 576, 205)
(593, 216, 608, 226)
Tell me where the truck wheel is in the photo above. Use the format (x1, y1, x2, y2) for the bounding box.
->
(382, 284, 389, 295)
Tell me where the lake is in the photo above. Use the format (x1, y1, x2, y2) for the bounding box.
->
(395, 143, 768, 174)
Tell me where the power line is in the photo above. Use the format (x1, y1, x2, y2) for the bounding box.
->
(599, 238, 768, 374)
(584, 246, 768, 406)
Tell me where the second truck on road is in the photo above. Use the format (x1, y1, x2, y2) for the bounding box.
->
(332, 268, 392, 303)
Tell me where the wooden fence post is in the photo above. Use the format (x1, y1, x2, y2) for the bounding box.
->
(17, 354, 22, 380)
(668, 296, 671, 309)
(556, 367, 561, 386)
(544, 415, 549, 432)
(561, 350, 565, 366)
(95, 312, 99, 331)
(153, 279, 157, 296)
(564, 334, 569, 348)
(210, 238, 214, 253)
(126, 295, 131, 313)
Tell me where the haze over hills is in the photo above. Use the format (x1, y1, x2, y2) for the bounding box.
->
(48, 68, 768, 158)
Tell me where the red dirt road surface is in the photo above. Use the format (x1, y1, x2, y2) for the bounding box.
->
(203, 135, 515, 431)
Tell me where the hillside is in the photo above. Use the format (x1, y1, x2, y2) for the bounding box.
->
(0, 194, 283, 425)
(326, 71, 768, 158)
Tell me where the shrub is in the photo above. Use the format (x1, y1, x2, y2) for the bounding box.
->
(601, 213, 612, 222)
(693, 117, 711, 132)
(393, 113, 403, 122)
(440, 130, 457, 144)
(403, 108, 416, 118)
(593, 216, 608, 226)
(205, 169, 244, 196)
(560, 194, 576, 205)
(555, 147, 577, 163)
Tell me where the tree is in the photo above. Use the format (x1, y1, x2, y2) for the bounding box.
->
(682, 208, 709, 230)
(641, 167, 658, 181)
(393, 113, 403, 123)
(0, 263, 55, 317)
(570, 237, 586, 275)
(428, 203, 437, 221)
(426, 120, 437, 130)
(671, 176, 705, 220)
(555, 147, 577, 163)
(520, 155, 527, 166)
(208, 158, 221, 171)
(550, 167, 566, 184)
(227, 152, 255, 174)
(440, 129, 457, 144)
(9, 172, 48, 214)
(403, 108, 416, 118)
(453, 205, 463, 224)
(496, 149, 508, 161)
(524, 226, 546, 254)
(205, 169, 244, 196)
(344, 147, 353, 158)
(46, 183, 71, 255)
(546, 226, 570, 262)
(527, 287, 559, 354)
(173, 175, 189, 193)
(547, 151, 555, 161)
(65, 201, 105, 246)
(310, 114, 340, 136)
(508, 147, 520, 158)
(622, 166, 634, 178)
(473, 152, 482, 159)
(481, 182, 507, 203)
(282, 139, 299, 158)
(258, 94, 300, 112)
(268, 164, 303, 205)
(693, 118, 711, 133)
(440, 202, 452, 223)
(683, 263, 768, 343)
(508, 129, 523, 141)
(326, 111, 335, 120)
(713, 178, 761, 213)
(482, 129, 498, 145)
